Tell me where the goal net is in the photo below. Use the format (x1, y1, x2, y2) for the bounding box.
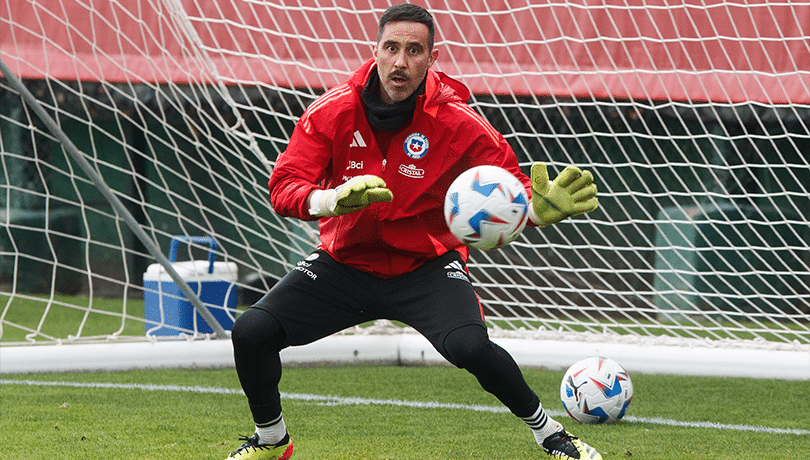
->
(2, 0, 808, 377)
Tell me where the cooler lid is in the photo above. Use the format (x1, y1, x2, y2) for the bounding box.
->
(143, 260, 238, 282)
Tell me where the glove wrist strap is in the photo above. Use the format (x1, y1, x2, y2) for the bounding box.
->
(528, 203, 549, 227)
(308, 189, 338, 217)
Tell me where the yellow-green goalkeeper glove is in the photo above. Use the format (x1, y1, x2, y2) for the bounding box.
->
(308, 175, 393, 217)
(529, 162, 598, 227)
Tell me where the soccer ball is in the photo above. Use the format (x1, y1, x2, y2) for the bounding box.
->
(560, 356, 633, 424)
(444, 165, 529, 251)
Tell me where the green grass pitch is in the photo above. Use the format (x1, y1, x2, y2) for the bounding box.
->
(1, 365, 809, 459)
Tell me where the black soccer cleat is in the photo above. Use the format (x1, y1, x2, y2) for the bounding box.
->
(542, 429, 602, 459)
(226, 433, 293, 460)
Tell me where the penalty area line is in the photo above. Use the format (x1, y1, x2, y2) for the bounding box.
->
(2, 378, 808, 436)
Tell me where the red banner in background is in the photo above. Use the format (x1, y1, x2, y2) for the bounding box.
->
(431, 0, 810, 103)
(2, 0, 808, 104)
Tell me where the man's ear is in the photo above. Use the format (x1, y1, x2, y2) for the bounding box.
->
(429, 48, 439, 67)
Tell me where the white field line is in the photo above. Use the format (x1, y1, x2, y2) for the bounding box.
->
(2, 379, 809, 436)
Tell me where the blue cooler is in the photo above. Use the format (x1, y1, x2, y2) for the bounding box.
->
(143, 236, 237, 336)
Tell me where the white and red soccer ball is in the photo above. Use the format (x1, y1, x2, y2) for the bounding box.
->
(560, 356, 633, 424)
(444, 165, 529, 251)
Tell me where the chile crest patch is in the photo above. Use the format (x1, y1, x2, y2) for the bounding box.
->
(404, 133, 429, 159)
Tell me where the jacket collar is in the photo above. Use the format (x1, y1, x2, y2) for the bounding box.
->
(351, 58, 471, 116)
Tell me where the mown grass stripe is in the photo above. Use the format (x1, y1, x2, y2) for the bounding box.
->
(2, 378, 808, 436)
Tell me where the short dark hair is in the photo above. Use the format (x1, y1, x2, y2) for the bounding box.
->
(377, 4, 435, 50)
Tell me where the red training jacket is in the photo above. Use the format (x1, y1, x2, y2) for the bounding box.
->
(268, 58, 531, 278)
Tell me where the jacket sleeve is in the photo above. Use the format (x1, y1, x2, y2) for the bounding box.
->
(460, 113, 536, 227)
(267, 116, 334, 220)
(493, 138, 538, 227)
(446, 99, 530, 196)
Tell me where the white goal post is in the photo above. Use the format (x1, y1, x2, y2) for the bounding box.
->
(1, 0, 808, 379)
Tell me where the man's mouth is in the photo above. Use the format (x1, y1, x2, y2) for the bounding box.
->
(389, 73, 408, 86)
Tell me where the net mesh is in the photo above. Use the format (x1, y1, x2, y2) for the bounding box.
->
(1, 0, 808, 351)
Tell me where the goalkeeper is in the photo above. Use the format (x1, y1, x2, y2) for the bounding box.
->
(226, 4, 599, 460)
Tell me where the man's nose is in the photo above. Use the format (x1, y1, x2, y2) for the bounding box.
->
(393, 50, 407, 68)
